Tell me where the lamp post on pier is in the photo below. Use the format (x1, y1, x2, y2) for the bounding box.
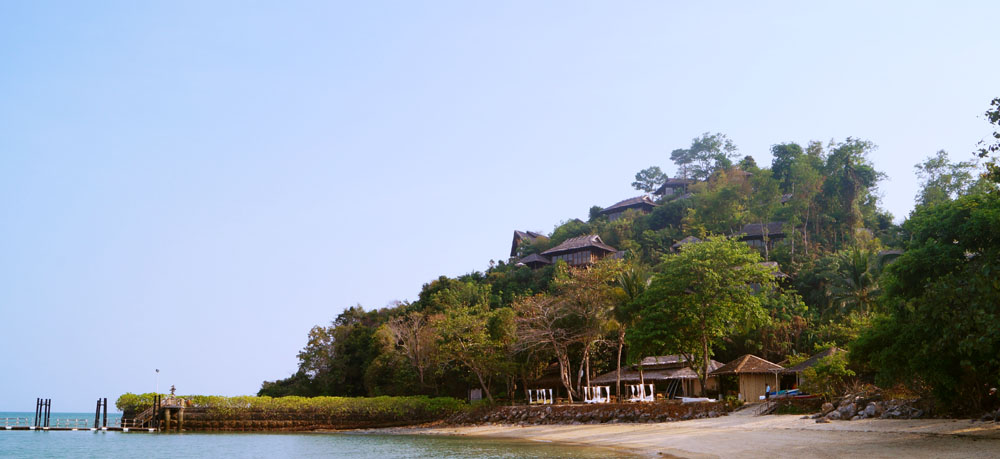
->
(155, 369, 160, 395)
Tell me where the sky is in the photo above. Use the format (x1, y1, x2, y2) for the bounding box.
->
(1, 1, 998, 411)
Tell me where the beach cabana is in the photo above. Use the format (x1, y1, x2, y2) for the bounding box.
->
(710, 355, 784, 402)
(590, 355, 723, 399)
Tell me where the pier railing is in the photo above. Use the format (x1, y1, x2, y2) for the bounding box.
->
(2, 417, 32, 428)
(48, 418, 91, 429)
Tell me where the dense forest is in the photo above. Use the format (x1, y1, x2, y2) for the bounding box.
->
(260, 98, 1000, 415)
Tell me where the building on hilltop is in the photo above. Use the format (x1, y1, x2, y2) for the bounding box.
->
(739, 222, 786, 252)
(599, 195, 658, 221)
(671, 235, 702, 252)
(510, 230, 546, 258)
(653, 178, 695, 198)
(541, 234, 617, 267)
(515, 253, 552, 269)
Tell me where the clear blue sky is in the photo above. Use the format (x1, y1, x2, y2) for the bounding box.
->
(2, 1, 997, 411)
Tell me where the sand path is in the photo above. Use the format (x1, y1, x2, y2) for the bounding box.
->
(385, 412, 1000, 458)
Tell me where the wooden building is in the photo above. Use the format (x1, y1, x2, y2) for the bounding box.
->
(510, 230, 546, 258)
(515, 253, 552, 269)
(541, 234, 617, 267)
(739, 222, 786, 252)
(654, 178, 695, 198)
(599, 196, 658, 221)
(710, 354, 784, 402)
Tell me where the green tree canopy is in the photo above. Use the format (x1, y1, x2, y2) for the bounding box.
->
(628, 236, 775, 395)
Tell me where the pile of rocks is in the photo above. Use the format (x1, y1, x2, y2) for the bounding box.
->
(814, 393, 927, 423)
(449, 402, 725, 425)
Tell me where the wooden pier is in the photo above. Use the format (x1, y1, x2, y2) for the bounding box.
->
(2, 394, 183, 433)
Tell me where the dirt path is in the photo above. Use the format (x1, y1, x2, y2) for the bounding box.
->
(382, 415, 1000, 458)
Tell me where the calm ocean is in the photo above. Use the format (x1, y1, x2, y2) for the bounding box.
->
(0, 412, 633, 458)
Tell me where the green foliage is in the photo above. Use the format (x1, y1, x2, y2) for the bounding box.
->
(852, 191, 1000, 413)
(116, 393, 467, 420)
(629, 236, 775, 394)
(632, 166, 668, 193)
(914, 150, 983, 208)
(670, 132, 739, 180)
(770, 142, 804, 192)
(977, 97, 1000, 183)
(799, 351, 856, 401)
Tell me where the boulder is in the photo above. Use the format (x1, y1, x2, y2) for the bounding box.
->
(816, 417, 831, 423)
(864, 402, 879, 418)
(826, 410, 842, 421)
(821, 402, 835, 414)
(838, 403, 857, 419)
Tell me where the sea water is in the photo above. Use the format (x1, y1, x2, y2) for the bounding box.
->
(0, 412, 634, 458)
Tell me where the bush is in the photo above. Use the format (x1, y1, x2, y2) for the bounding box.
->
(115, 393, 469, 422)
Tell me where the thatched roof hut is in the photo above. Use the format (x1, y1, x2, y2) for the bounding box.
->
(782, 347, 846, 387)
(711, 355, 784, 402)
(600, 196, 658, 221)
(541, 235, 617, 267)
(510, 230, 546, 257)
(654, 178, 695, 197)
(516, 253, 552, 269)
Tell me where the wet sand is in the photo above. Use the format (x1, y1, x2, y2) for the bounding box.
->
(377, 411, 1000, 458)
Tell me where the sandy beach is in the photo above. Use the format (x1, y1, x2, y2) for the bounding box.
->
(379, 410, 1000, 458)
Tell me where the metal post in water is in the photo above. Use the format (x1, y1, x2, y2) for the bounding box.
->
(103, 398, 108, 428)
(95, 399, 101, 428)
(45, 399, 51, 427)
(34, 398, 40, 427)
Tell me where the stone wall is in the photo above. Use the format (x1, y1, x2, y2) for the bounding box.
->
(449, 402, 725, 425)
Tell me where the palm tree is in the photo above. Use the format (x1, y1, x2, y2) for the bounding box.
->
(831, 247, 898, 315)
(612, 262, 649, 401)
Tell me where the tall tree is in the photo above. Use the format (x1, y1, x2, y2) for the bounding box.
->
(748, 168, 782, 260)
(436, 303, 506, 403)
(770, 143, 805, 192)
(977, 97, 1000, 184)
(514, 262, 617, 401)
(611, 262, 649, 400)
(914, 150, 982, 207)
(821, 138, 883, 247)
(632, 166, 668, 193)
(852, 191, 1000, 413)
(670, 132, 739, 180)
(383, 311, 438, 388)
(629, 236, 775, 395)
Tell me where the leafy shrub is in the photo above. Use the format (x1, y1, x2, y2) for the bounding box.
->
(115, 393, 468, 422)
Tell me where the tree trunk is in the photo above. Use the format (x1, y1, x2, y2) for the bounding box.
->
(616, 327, 625, 402)
(700, 318, 710, 397)
(576, 342, 592, 395)
(557, 352, 575, 402)
(760, 221, 769, 261)
(471, 364, 494, 403)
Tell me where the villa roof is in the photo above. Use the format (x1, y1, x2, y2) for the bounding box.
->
(511, 230, 546, 257)
(600, 196, 658, 214)
(710, 355, 784, 375)
(517, 253, 552, 266)
(654, 178, 695, 195)
(739, 222, 786, 239)
(541, 234, 617, 256)
(782, 347, 845, 374)
(590, 360, 724, 384)
(672, 236, 702, 250)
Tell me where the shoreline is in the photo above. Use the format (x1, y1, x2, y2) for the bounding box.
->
(360, 413, 1000, 458)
